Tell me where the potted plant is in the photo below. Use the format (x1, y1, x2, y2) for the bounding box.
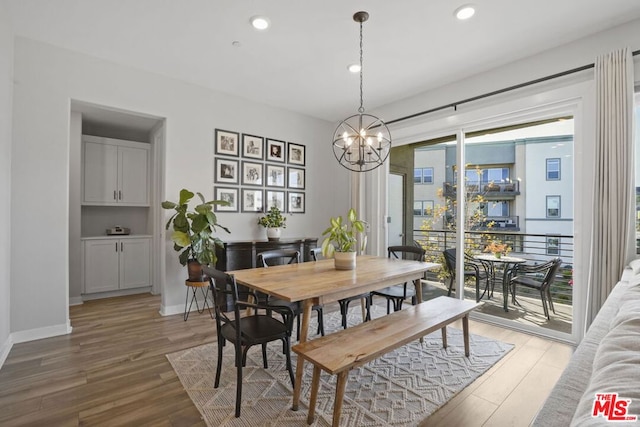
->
(162, 189, 230, 281)
(321, 208, 366, 270)
(258, 206, 286, 241)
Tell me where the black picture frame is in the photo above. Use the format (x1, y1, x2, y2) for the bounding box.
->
(288, 142, 305, 166)
(287, 191, 305, 213)
(214, 187, 239, 212)
(265, 190, 286, 212)
(241, 189, 263, 213)
(266, 164, 285, 187)
(214, 129, 239, 157)
(214, 158, 239, 184)
(241, 161, 263, 186)
(266, 139, 286, 163)
(287, 167, 305, 189)
(242, 134, 264, 160)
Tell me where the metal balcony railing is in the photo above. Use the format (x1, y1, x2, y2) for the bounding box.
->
(443, 180, 521, 197)
(414, 229, 574, 306)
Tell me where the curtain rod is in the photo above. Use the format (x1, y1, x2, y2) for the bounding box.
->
(385, 49, 640, 126)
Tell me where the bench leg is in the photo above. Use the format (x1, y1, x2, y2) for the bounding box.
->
(307, 366, 321, 425)
(462, 314, 470, 357)
(441, 325, 447, 349)
(292, 300, 313, 411)
(333, 371, 349, 427)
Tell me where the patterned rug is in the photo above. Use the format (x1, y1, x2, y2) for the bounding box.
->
(167, 305, 513, 426)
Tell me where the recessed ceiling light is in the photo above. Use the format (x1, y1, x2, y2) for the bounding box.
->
(348, 64, 361, 73)
(454, 4, 476, 20)
(250, 15, 270, 30)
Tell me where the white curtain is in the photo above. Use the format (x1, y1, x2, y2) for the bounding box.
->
(586, 47, 635, 327)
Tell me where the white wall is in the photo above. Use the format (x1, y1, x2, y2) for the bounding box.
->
(10, 37, 347, 337)
(0, 4, 13, 364)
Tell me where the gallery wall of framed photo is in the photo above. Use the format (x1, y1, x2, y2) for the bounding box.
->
(213, 128, 306, 215)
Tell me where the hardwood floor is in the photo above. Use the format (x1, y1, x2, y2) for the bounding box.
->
(0, 293, 573, 426)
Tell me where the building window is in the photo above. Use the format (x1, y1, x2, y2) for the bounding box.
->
(414, 168, 434, 184)
(546, 195, 561, 218)
(413, 200, 434, 216)
(482, 201, 509, 217)
(546, 158, 560, 180)
(547, 235, 560, 255)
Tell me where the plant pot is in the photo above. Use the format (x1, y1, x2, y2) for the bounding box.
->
(187, 259, 207, 282)
(266, 227, 282, 241)
(334, 251, 356, 270)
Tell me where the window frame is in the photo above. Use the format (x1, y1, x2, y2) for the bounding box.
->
(546, 158, 561, 181)
(546, 195, 561, 218)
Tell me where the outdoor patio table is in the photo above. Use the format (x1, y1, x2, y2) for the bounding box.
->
(473, 253, 526, 312)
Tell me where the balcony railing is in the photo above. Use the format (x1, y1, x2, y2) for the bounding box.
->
(414, 229, 574, 306)
(444, 215, 520, 231)
(443, 180, 521, 197)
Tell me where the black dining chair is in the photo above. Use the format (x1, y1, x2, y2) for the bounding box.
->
(257, 249, 325, 337)
(442, 248, 491, 302)
(310, 247, 371, 329)
(370, 245, 426, 314)
(508, 257, 562, 319)
(202, 265, 295, 418)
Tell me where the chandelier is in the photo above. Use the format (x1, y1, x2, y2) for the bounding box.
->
(332, 11, 392, 172)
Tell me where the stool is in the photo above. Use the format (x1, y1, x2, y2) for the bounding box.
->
(184, 279, 214, 321)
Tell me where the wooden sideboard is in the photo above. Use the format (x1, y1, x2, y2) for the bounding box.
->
(215, 237, 318, 271)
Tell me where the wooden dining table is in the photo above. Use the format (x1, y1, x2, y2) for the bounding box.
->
(228, 254, 440, 410)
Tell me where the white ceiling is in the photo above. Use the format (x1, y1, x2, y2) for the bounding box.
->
(4, 0, 640, 123)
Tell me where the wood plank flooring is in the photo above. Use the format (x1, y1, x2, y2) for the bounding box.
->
(0, 293, 573, 426)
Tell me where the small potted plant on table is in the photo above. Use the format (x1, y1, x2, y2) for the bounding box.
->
(258, 206, 287, 241)
(321, 208, 366, 270)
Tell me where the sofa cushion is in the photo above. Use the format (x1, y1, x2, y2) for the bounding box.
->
(570, 306, 640, 426)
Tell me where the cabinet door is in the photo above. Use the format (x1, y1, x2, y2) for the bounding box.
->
(83, 141, 118, 204)
(84, 239, 120, 293)
(119, 238, 151, 289)
(118, 146, 149, 205)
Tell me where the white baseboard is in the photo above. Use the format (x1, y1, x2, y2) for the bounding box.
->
(81, 287, 151, 301)
(0, 335, 13, 370)
(69, 296, 84, 306)
(11, 321, 72, 344)
(160, 297, 213, 318)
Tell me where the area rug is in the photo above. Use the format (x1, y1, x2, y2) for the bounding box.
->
(167, 306, 513, 426)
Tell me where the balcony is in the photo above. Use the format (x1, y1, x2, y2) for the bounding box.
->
(444, 215, 520, 231)
(414, 229, 573, 335)
(443, 180, 521, 199)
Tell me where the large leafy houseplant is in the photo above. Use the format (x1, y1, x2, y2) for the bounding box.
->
(321, 208, 366, 258)
(257, 206, 287, 228)
(162, 189, 230, 273)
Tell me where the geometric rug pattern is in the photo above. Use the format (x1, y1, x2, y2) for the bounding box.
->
(167, 305, 513, 426)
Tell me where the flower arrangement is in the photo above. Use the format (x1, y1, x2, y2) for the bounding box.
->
(484, 241, 511, 258)
(257, 206, 287, 228)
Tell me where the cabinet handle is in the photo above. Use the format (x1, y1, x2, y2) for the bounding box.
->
(114, 190, 117, 200)
(119, 190, 122, 200)
(116, 242, 118, 252)
(121, 242, 123, 251)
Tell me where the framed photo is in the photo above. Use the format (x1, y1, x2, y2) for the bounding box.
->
(215, 129, 239, 157)
(287, 167, 305, 189)
(241, 161, 263, 186)
(242, 134, 264, 160)
(288, 142, 306, 166)
(266, 139, 286, 163)
(266, 164, 285, 187)
(265, 190, 286, 212)
(214, 158, 239, 184)
(214, 187, 238, 212)
(241, 189, 263, 213)
(288, 191, 305, 213)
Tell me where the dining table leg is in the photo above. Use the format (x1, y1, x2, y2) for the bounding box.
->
(292, 298, 312, 411)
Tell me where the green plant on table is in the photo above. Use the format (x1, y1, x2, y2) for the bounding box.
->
(257, 206, 287, 228)
(321, 208, 366, 257)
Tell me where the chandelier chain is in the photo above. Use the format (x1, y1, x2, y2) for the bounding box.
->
(358, 20, 364, 114)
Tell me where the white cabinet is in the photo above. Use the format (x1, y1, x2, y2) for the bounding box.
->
(82, 135, 150, 206)
(83, 237, 151, 294)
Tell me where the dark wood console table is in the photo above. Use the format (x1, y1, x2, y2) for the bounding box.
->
(215, 237, 318, 271)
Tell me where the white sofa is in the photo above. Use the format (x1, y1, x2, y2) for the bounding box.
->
(531, 263, 640, 426)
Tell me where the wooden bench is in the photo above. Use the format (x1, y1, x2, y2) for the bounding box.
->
(292, 296, 482, 426)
